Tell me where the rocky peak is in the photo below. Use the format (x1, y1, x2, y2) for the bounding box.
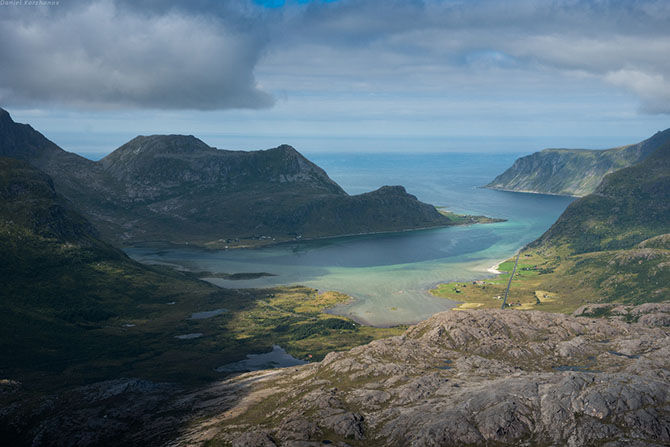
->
(249, 144, 339, 183)
(361, 185, 418, 202)
(265, 144, 308, 161)
(102, 134, 212, 162)
(272, 144, 299, 153)
(370, 185, 407, 195)
(639, 127, 670, 151)
(0, 107, 12, 126)
(127, 134, 211, 153)
(251, 144, 310, 165)
(99, 134, 216, 181)
(0, 108, 70, 165)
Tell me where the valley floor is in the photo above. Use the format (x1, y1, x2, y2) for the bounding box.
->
(431, 234, 670, 313)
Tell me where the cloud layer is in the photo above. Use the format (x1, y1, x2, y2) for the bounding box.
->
(1, 0, 669, 115)
(0, 0, 273, 110)
(258, 0, 670, 115)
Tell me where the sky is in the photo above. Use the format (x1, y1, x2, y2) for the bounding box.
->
(1, 0, 669, 156)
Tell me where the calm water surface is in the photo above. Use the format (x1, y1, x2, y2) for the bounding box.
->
(127, 153, 574, 326)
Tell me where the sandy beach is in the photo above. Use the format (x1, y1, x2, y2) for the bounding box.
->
(487, 260, 504, 274)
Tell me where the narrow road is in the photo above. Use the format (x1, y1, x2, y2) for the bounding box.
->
(501, 251, 521, 309)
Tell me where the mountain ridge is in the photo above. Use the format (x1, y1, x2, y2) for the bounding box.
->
(100, 135, 346, 199)
(531, 139, 670, 253)
(485, 128, 670, 197)
(0, 108, 489, 248)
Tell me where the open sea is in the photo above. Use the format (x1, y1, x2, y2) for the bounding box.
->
(127, 152, 574, 326)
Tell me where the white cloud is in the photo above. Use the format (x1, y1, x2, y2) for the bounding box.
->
(605, 70, 670, 114)
(0, 0, 273, 110)
(258, 0, 670, 115)
(2, 0, 669, 122)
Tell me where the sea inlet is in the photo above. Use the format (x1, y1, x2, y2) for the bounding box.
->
(127, 152, 574, 326)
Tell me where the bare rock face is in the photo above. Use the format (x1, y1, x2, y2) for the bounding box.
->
(174, 305, 670, 447)
(0, 379, 183, 447)
(231, 432, 277, 447)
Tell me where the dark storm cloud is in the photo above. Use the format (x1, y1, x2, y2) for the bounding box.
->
(0, 0, 273, 110)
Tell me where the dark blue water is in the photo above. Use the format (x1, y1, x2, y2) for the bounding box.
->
(128, 152, 574, 326)
(309, 151, 569, 223)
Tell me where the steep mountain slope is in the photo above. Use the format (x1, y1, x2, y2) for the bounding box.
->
(0, 108, 470, 247)
(485, 128, 670, 196)
(435, 141, 670, 311)
(532, 140, 670, 253)
(0, 157, 101, 245)
(0, 108, 123, 210)
(0, 157, 235, 387)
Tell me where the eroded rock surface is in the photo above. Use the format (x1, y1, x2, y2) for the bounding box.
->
(4, 305, 669, 446)
(174, 305, 670, 447)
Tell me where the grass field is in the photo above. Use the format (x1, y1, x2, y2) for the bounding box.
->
(431, 241, 670, 313)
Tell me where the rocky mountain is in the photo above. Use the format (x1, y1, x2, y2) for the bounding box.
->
(532, 139, 670, 254)
(5, 304, 668, 446)
(0, 108, 472, 247)
(148, 304, 670, 447)
(96, 136, 459, 245)
(0, 108, 121, 211)
(485, 128, 670, 197)
(101, 136, 345, 197)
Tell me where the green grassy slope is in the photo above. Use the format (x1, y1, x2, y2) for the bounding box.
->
(526, 140, 670, 304)
(434, 142, 670, 311)
(486, 128, 670, 196)
(432, 241, 669, 311)
(532, 141, 670, 254)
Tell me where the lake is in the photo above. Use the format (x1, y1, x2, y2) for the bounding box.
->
(127, 152, 574, 326)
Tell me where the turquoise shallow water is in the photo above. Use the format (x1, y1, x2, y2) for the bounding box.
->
(127, 152, 574, 326)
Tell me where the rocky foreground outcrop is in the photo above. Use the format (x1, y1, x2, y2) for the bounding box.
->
(5, 305, 669, 446)
(172, 304, 670, 447)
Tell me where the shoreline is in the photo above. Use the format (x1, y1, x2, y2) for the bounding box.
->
(487, 260, 504, 274)
(123, 215, 505, 252)
(425, 256, 512, 311)
(480, 185, 581, 198)
(132, 243, 516, 327)
(122, 224, 454, 252)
